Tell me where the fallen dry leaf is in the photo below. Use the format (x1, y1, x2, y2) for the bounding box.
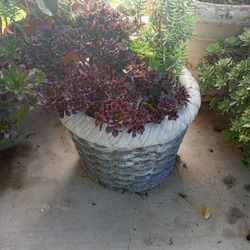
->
(201, 205, 212, 220)
(222, 175, 237, 189)
(178, 192, 212, 220)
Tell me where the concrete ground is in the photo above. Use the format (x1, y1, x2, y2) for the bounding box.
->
(0, 107, 249, 250)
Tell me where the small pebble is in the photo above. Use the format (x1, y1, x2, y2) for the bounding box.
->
(169, 238, 173, 246)
(183, 163, 188, 169)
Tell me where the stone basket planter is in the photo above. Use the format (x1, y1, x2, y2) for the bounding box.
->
(62, 68, 201, 192)
(187, 1, 250, 68)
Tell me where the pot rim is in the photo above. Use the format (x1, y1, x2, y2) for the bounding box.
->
(196, 0, 250, 8)
(195, 0, 250, 25)
(61, 67, 201, 149)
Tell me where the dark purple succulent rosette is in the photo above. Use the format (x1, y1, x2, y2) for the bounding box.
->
(22, 0, 190, 138)
(98, 98, 136, 137)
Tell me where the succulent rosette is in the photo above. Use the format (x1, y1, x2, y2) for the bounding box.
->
(98, 98, 136, 137)
(19, 0, 191, 138)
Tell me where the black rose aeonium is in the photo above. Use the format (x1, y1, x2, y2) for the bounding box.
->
(21, 1, 190, 137)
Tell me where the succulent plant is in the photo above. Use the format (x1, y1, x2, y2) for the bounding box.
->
(97, 98, 136, 137)
(197, 28, 250, 166)
(20, 0, 191, 137)
(0, 36, 44, 148)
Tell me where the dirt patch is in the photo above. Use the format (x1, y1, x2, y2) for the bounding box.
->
(168, 238, 173, 246)
(46, 150, 62, 161)
(247, 231, 250, 241)
(213, 126, 223, 133)
(244, 184, 250, 193)
(226, 207, 244, 225)
(222, 175, 237, 189)
(0, 142, 36, 192)
(54, 120, 62, 128)
(144, 238, 154, 246)
(175, 155, 188, 175)
(222, 229, 236, 239)
(60, 134, 76, 153)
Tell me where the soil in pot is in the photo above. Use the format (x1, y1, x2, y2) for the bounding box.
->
(199, 0, 250, 4)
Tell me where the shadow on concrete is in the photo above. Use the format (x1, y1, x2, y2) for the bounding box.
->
(0, 108, 249, 250)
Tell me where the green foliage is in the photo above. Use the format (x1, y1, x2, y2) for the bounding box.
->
(0, 36, 44, 149)
(110, 0, 146, 29)
(123, 0, 196, 77)
(0, 104, 29, 149)
(0, 0, 27, 34)
(0, 36, 21, 61)
(0, 64, 44, 103)
(0, 68, 28, 95)
(0, 0, 21, 24)
(239, 28, 250, 45)
(197, 28, 250, 166)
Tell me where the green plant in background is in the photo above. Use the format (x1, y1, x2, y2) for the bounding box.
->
(197, 28, 250, 166)
(0, 0, 26, 33)
(0, 36, 22, 62)
(15, 0, 77, 23)
(0, 36, 45, 149)
(0, 0, 66, 150)
(0, 0, 21, 25)
(110, 0, 146, 29)
(121, 0, 196, 76)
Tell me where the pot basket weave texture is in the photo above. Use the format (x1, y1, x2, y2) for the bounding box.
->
(62, 68, 201, 192)
(71, 129, 186, 192)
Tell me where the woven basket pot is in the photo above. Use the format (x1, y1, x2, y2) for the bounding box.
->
(187, 1, 250, 68)
(62, 68, 201, 192)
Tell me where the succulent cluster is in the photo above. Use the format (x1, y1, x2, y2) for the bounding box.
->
(0, 101, 27, 143)
(0, 36, 44, 147)
(20, 0, 191, 137)
(197, 28, 250, 166)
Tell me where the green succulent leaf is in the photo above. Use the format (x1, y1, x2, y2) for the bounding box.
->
(128, 0, 196, 76)
(197, 28, 250, 167)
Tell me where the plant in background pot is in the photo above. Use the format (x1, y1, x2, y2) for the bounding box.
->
(199, 0, 250, 4)
(187, 0, 250, 69)
(197, 28, 250, 166)
(0, 35, 44, 150)
(21, 0, 201, 192)
(0, 1, 50, 151)
(0, 0, 54, 37)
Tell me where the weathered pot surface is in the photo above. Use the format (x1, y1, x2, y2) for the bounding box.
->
(187, 1, 250, 68)
(62, 68, 201, 192)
